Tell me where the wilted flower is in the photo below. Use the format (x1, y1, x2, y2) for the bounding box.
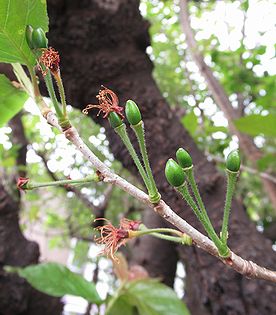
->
(38, 47, 60, 75)
(82, 86, 124, 119)
(17, 177, 29, 191)
(119, 218, 141, 231)
(95, 218, 140, 261)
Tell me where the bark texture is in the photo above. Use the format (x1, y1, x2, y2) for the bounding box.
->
(45, 0, 276, 314)
(0, 114, 62, 315)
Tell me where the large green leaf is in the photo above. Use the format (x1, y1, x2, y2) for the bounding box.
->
(107, 279, 190, 315)
(235, 114, 276, 137)
(6, 263, 102, 304)
(0, 0, 48, 66)
(0, 74, 28, 127)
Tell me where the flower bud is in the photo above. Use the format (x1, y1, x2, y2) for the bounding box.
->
(17, 177, 30, 191)
(108, 112, 123, 128)
(176, 148, 193, 169)
(125, 100, 142, 125)
(32, 27, 48, 49)
(226, 150, 240, 172)
(25, 25, 34, 49)
(165, 159, 185, 187)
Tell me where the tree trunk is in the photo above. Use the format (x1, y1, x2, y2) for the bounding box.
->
(0, 114, 62, 315)
(46, 0, 276, 314)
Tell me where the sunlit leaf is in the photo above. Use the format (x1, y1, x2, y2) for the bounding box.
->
(235, 114, 276, 137)
(182, 111, 198, 136)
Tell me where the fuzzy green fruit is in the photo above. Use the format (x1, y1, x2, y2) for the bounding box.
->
(226, 150, 240, 172)
(165, 159, 185, 187)
(32, 27, 48, 49)
(25, 25, 34, 49)
(176, 148, 193, 169)
(108, 112, 123, 128)
(125, 100, 142, 125)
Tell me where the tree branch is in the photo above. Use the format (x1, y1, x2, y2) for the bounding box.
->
(44, 111, 276, 283)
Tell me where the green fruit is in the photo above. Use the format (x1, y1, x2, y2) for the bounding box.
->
(125, 100, 142, 125)
(108, 112, 123, 128)
(32, 27, 48, 49)
(165, 159, 185, 187)
(226, 150, 240, 172)
(25, 25, 34, 49)
(176, 148, 193, 169)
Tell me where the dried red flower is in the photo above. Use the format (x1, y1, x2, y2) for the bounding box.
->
(38, 47, 60, 75)
(82, 86, 124, 119)
(17, 177, 29, 191)
(95, 218, 139, 260)
(119, 218, 141, 231)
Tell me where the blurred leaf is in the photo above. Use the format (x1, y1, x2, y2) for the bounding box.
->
(257, 154, 276, 171)
(182, 111, 198, 136)
(6, 263, 102, 304)
(205, 125, 228, 134)
(72, 241, 90, 268)
(0, 0, 48, 65)
(235, 114, 276, 137)
(29, 205, 39, 221)
(106, 295, 135, 315)
(0, 75, 28, 127)
(107, 279, 190, 315)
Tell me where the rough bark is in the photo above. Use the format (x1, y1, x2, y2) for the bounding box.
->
(44, 0, 276, 314)
(0, 114, 62, 315)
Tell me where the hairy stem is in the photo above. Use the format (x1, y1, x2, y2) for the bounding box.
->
(221, 170, 238, 245)
(129, 226, 192, 245)
(53, 71, 67, 117)
(132, 121, 160, 203)
(185, 167, 217, 236)
(114, 123, 152, 193)
(26, 175, 98, 190)
(43, 72, 63, 118)
(177, 183, 226, 255)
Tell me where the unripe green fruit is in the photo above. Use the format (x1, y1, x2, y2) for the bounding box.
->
(176, 148, 193, 169)
(226, 150, 240, 172)
(165, 159, 185, 187)
(25, 25, 34, 49)
(125, 100, 142, 125)
(108, 112, 123, 128)
(32, 27, 48, 49)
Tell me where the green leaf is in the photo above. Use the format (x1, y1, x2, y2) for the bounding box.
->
(0, 74, 28, 127)
(106, 295, 135, 315)
(107, 280, 190, 315)
(257, 154, 276, 171)
(181, 111, 198, 136)
(205, 125, 228, 134)
(0, 0, 48, 66)
(235, 114, 276, 137)
(6, 263, 102, 304)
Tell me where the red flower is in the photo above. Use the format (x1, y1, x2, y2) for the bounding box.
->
(95, 218, 140, 261)
(82, 86, 124, 119)
(17, 177, 29, 191)
(38, 47, 60, 75)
